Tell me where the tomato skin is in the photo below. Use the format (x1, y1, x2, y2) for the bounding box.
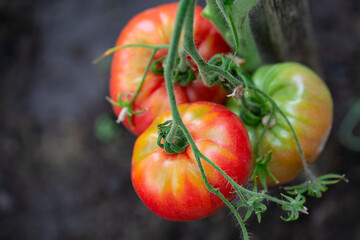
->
(132, 102, 252, 221)
(110, 3, 230, 135)
(227, 62, 333, 185)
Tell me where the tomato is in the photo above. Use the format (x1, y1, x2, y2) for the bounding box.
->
(109, 3, 230, 135)
(227, 62, 333, 185)
(131, 102, 252, 221)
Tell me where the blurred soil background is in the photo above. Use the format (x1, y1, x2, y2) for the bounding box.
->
(0, 0, 359, 239)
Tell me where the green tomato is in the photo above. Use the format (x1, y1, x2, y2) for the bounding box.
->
(226, 62, 333, 185)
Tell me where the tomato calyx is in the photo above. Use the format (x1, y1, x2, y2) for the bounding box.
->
(157, 120, 189, 154)
(106, 93, 146, 126)
(284, 174, 347, 198)
(97, 44, 170, 129)
(237, 192, 267, 223)
(207, 53, 244, 90)
(151, 57, 166, 75)
(250, 151, 278, 189)
(280, 194, 308, 222)
(150, 49, 197, 87)
(238, 90, 273, 127)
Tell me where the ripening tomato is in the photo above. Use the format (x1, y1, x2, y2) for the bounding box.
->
(132, 102, 252, 221)
(227, 62, 333, 185)
(110, 3, 230, 135)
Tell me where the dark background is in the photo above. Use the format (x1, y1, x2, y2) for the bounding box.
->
(0, 0, 359, 239)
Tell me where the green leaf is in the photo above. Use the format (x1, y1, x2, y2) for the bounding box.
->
(204, 0, 261, 72)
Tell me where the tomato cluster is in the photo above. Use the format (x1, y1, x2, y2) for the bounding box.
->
(107, 3, 333, 222)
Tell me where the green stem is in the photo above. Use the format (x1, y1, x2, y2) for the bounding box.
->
(182, 2, 250, 238)
(207, 64, 238, 88)
(249, 86, 315, 181)
(164, 0, 249, 238)
(93, 44, 168, 64)
(165, 123, 179, 144)
(189, 49, 314, 181)
(183, 14, 247, 89)
(160, 0, 308, 238)
(100, 44, 169, 124)
(216, 0, 239, 66)
(163, 0, 190, 126)
(182, 1, 210, 85)
(129, 49, 158, 105)
(198, 151, 298, 207)
(255, 106, 275, 157)
(179, 121, 249, 239)
(177, 46, 188, 72)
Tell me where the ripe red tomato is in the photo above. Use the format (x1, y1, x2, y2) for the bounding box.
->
(131, 102, 252, 221)
(110, 3, 230, 135)
(227, 62, 333, 185)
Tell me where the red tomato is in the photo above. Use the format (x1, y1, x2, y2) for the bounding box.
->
(131, 102, 252, 221)
(110, 3, 230, 135)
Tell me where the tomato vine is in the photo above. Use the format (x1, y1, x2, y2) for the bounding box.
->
(160, 0, 344, 238)
(96, 1, 345, 239)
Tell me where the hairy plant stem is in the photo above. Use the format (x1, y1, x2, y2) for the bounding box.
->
(129, 50, 157, 105)
(163, 0, 189, 129)
(162, 0, 310, 239)
(165, 123, 179, 144)
(93, 44, 169, 64)
(164, 0, 249, 238)
(186, 42, 314, 181)
(182, 3, 249, 237)
(177, 46, 188, 72)
(118, 45, 169, 106)
(255, 107, 275, 157)
(198, 151, 304, 207)
(215, 0, 239, 66)
(95, 3, 340, 234)
(179, 119, 249, 239)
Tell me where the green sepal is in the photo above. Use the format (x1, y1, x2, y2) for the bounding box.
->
(240, 109, 262, 126)
(250, 151, 278, 189)
(157, 120, 189, 154)
(280, 194, 307, 222)
(284, 174, 347, 198)
(106, 93, 146, 126)
(151, 57, 166, 74)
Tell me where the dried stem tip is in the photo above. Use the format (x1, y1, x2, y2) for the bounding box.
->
(227, 85, 244, 100)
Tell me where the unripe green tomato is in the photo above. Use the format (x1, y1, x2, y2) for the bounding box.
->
(226, 62, 333, 185)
